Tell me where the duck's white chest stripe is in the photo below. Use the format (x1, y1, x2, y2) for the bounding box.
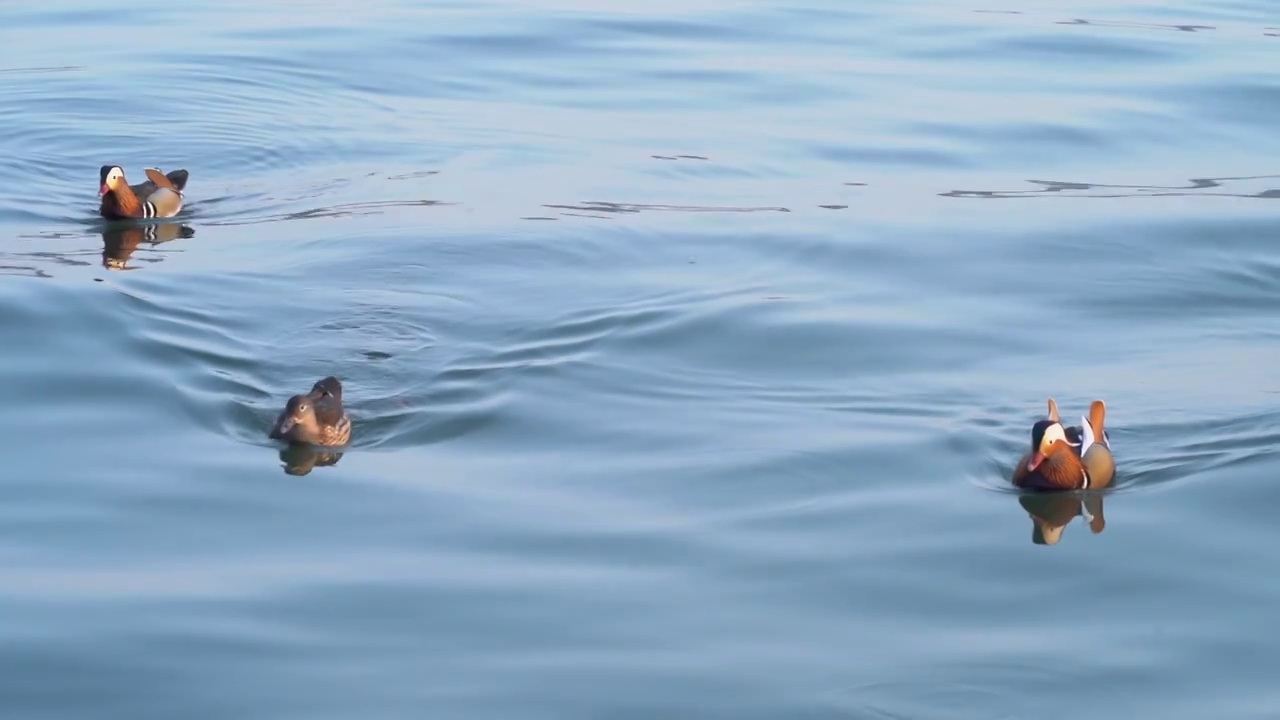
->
(1081, 467, 1090, 489)
(142, 202, 156, 218)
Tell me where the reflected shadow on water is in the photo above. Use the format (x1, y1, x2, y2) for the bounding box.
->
(1018, 491, 1107, 546)
(278, 443, 344, 477)
(976, 9, 1280, 38)
(101, 222, 195, 271)
(941, 174, 1280, 200)
(1054, 18, 1213, 33)
(542, 200, 792, 219)
(202, 199, 446, 227)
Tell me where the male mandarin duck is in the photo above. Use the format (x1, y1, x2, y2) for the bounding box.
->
(99, 165, 189, 219)
(268, 377, 352, 447)
(1011, 397, 1115, 491)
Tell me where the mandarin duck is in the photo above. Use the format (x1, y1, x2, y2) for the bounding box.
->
(99, 165, 189, 219)
(1012, 397, 1115, 491)
(268, 376, 352, 447)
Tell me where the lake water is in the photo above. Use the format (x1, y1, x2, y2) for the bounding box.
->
(2, 0, 1280, 717)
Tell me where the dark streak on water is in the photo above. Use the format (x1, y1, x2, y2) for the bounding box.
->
(2, 1, 1280, 718)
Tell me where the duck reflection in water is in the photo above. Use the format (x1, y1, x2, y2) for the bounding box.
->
(101, 222, 194, 270)
(278, 443, 344, 477)
(1019, 491, 1107, 546)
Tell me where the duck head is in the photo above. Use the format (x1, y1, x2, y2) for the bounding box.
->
(1026, 419, 1069, 472)
(99, 165, 125, 197)
(310, 376, 342, 401)
(269, 394, 323, 444)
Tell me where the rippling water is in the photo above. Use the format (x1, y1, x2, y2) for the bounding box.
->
(3, 1, 1280, 717)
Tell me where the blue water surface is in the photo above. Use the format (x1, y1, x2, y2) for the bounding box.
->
(2, 1, 1280, 717)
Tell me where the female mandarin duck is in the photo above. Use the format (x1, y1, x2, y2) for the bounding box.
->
(1012, 397, 1115, 491)
(99, 165, 189, 219)
(268, 377, 352, 447)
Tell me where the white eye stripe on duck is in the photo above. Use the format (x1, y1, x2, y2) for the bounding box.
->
(1039, 422, 1068, 450)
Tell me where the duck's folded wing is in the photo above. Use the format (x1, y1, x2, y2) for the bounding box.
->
(164, 169, 190, 192)
(144, 188, 183, 217)
(312, 399, 346, 428)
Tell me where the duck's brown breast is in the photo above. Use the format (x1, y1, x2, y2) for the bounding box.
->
(1017, 453, 1089, 491)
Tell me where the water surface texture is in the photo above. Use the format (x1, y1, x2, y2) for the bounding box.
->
(2, 1, 1280, 717)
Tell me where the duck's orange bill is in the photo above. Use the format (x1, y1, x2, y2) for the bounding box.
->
(1027, 452, 1046, 472)
(99, 184, 110, 197)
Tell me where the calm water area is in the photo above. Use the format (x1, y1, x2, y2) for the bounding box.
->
(2, 1, 1280, 717)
